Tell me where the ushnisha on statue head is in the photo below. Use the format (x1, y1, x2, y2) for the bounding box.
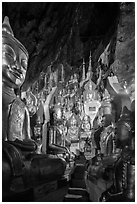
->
(2, 16, 29, 89)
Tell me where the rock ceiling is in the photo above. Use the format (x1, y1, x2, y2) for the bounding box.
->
(2, 2, 135, 91)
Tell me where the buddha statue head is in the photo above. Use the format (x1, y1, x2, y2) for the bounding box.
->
(2, 16, 29, 89)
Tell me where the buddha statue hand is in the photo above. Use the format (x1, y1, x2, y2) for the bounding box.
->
(8, 138, 37, 152)
(3, 143, 66, 197)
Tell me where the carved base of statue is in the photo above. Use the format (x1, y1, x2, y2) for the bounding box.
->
(100, 155, 135, 202)
(2, 140, 66, 200)
(100, 98, 135, 202)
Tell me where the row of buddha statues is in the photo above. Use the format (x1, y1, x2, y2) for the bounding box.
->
(24, 49, 135, 202)
(2, 16, 135, 202)
(23, 53, 106, 156)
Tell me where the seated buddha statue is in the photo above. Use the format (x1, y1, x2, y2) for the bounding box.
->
(2, 16, 66, 200)
(25, 89, 37, 117)
(67, 113, 80, 142)
(100, 95, 135, 202)
(81, 114, 91, 133)
(83, 80, 97, 102)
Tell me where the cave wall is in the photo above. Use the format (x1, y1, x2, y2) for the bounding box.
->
(111, 2, 135, 87)
(2, 2, 134, 92)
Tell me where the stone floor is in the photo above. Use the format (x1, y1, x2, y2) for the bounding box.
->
(63, 154, 90, 202)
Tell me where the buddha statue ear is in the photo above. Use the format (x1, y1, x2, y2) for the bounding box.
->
(2, 16, 14, 36)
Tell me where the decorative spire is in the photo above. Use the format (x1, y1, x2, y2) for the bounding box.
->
(86, 51, 93, 80)
(53, 69, 58, 85)
(44, 74, 47, 90)
(88, 51, 92, 72)
(88, 51, 93, 79)
(82, 58, 85, 81)
(49, 66, 54, 88)
(61, 64, 64, 83)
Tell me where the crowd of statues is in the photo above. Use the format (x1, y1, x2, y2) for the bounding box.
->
(2, 16, 135, 202)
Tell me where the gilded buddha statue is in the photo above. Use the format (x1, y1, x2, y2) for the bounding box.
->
(67, 114, 80, 142)
(2, 16, 66, 200)
(2, 17, 30, 142)
(81, 114, 91, 133)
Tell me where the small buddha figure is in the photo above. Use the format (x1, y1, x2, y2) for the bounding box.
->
(64, 103, 72, 121)
(67, 113, 80, 141)
(25, 89, 37, 117)
(81, 114, 91, 132)
(53, 102, 62, 122)
(83, 80, 97, 102)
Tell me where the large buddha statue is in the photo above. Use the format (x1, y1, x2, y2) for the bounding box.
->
(2, 17, 30, 141)
(2, 16, 66, 200)
(100, 94, 135, 202)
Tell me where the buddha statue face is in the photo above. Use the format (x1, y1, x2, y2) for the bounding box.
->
(2, 17, 28, 89)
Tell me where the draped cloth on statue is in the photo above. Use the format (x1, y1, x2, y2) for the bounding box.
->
(42, 87, 57, 153)
(43, 86, 57, 123)
(8, 98, 31, 141)
(36, 101, 45, 124)
(106, 76, 124, 96)
(2, 86, 16, 140)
